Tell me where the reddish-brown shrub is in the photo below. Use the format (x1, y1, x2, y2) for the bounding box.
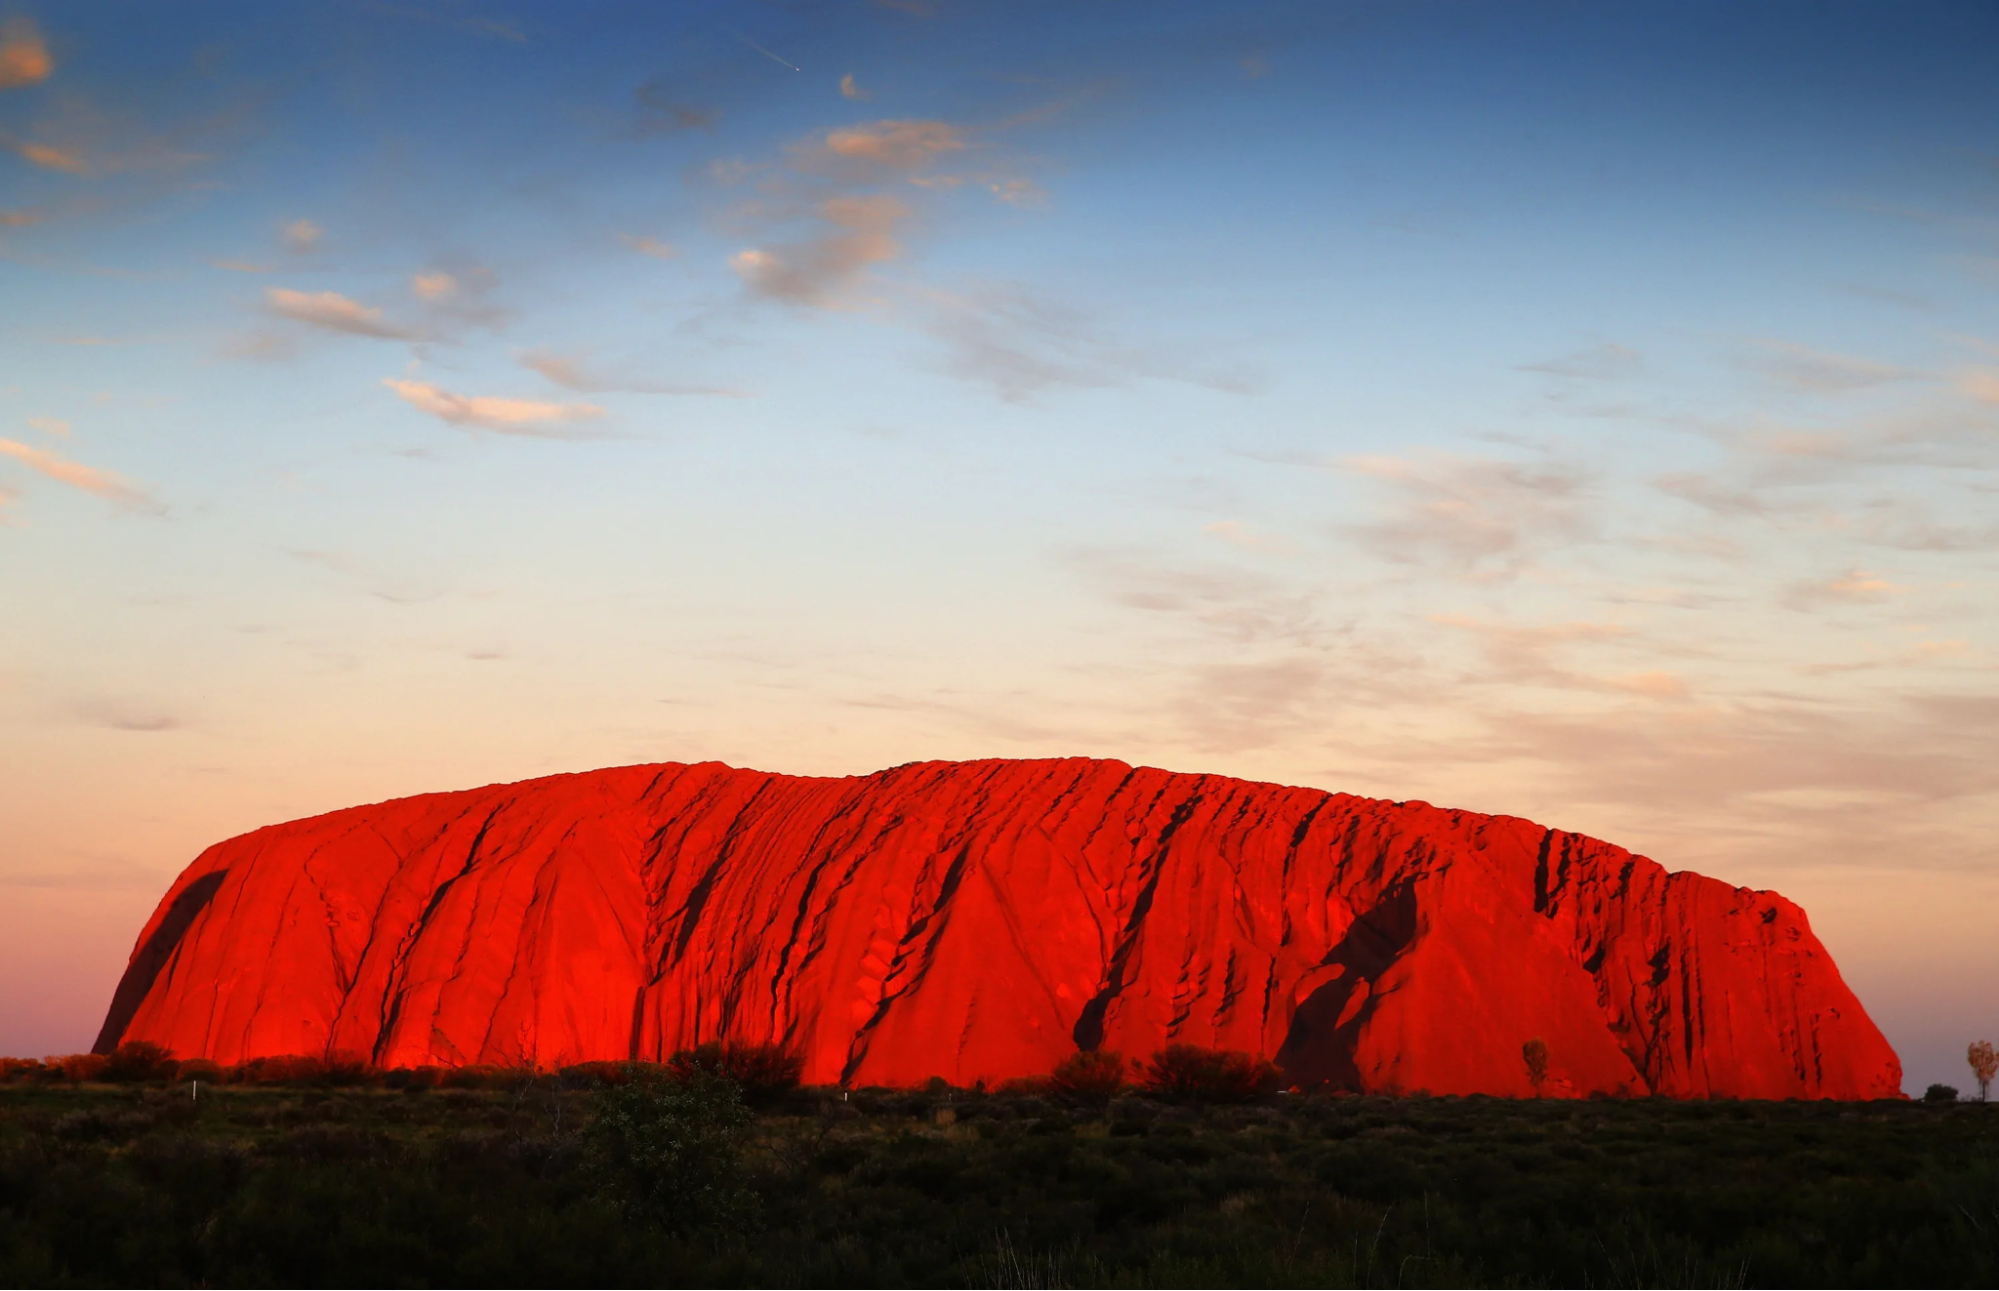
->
(1140, 1045, 1279, 1103)
(233, 1054, 332, 1085)
(996, 1076, 1051, 1096)
(1048, 1049, 1127, 1102)
(177, 1058, 225, 1083)
(559, 1060, 639, 1087)
(101, 1041, 179, 1083)
(0, 1057, 43, 1083)
(668, 1041, 805, 1101)
(49, 1053, 111, 1083)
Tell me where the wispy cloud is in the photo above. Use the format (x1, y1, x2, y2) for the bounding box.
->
(793, 118, 965, 173)
(363, 4, 527, 45)
(211, 258, 271, 273)
(1787, 569, 1906, 608)
(72, 699, 182, 732)
(266, 287, 413, 339)
(731, 194, 907, 306)
(410, 270, 456, 301)
(382, 377, 604, 436)
(1342, 451, 1594, 572)
(27, 416, 69, 437)
(0, 206, 42, 227)
(839, 73, 869, 101)
(7, 138, 85, 173)
(1955, 369, 1999, 404)
(619, 233, 675, 259)
(1745, 339, 1908, 393)
(919, 284, 1256, 402)
(0, 19, 52, 91)
(1202, 520, 1295, 555)
(1519, 343, 1641, 381)
(632, 79, 716, 135)
(0, 438, 161, 512)
(282, 219, 321, 253)
(517, 349, 743, 397)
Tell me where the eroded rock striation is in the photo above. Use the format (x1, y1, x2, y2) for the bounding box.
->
(99, 758, 1901, 1098)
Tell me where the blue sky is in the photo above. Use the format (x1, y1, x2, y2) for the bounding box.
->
(4, 0, 1998, 1093)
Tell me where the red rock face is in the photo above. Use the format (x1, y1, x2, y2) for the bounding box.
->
(97, 759, 1902, 1098)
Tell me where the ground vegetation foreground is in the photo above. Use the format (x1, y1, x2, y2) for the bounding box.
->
(1, 1066, 1996, 1288)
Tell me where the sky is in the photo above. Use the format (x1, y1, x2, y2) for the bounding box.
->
(2, 0, 1996, 1096)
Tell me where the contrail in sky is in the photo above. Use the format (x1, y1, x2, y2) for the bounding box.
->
(726, 26, 801, 72)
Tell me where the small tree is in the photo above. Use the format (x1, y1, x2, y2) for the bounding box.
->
(101, 1041, 179, 1083)
(1522, 1038, 1550, 1098)
(1968, 1040, 1998, 1102)
(1140, 1045, 1278, 1103)
(1048, 1050, 1126, 1104)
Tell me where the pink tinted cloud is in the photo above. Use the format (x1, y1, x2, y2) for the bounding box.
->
(382, 378, 604, 436)
(0, 438, 161, 512)
(731, 194, 908, 306)
(0, 19, 51, 91)
(266, 288, 411, 339)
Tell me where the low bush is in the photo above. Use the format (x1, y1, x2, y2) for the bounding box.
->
(1140, 1044, 1279, 1102)
(233, 1054, 331, 1085)
(101, 1041, 179, 1083)
(0, 1057, 43, 1083)
(586, 1070, 759, 1235)
(667, 1041, 804, 1103)
(384, 1065, 439, 1090)
(439, 1064, 527, 1090)
(48, 1053, 110, 1083)
(1048, 1049, 1126, 1102)
(1927, 1083, 1962, 1102)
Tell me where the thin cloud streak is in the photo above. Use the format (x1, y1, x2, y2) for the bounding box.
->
(382, 377, 605, 436)
(517, 349, 745, 397)
(266, 288, 412, 339)
(0, 438, 162, 513)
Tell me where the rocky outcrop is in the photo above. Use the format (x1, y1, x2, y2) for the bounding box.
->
(97, 758, 1902, 1098)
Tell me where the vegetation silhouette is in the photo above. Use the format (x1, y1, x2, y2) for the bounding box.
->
(5, 1044, 1997, 1286)
(1969, 1040, 1997, 1102)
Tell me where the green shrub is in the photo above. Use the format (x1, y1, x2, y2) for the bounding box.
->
(1140, 1045, 1279, 1103)
(586, 1070, 759, 1234)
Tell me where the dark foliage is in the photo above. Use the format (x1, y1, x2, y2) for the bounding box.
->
(1047, 1050, 1126, 1104)
(585, 1070, 758, 1234)
(1139, 1044, 1280, 1103)
(1928, 1083, 1962, 1103)
(667, 1043, 805, 1104)
(7, 1077, 1999, 1286)
(100, 1043, 179, 1084)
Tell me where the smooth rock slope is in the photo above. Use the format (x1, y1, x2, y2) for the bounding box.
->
(97, 758, 1901, 1098)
